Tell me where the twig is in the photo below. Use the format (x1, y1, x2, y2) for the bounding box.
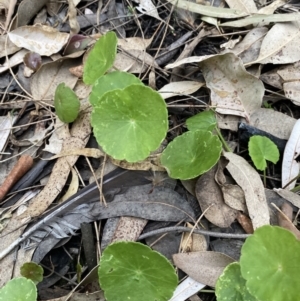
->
(138, 226, 250, 240)
(0, 155, 33, 201)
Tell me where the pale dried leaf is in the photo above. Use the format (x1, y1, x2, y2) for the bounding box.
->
(16, 109, 91, 220)
(248, 22, 300, 65)
(181, 223, 207, 252)
(0, 35, 21, 58)
(158, 81, 204, 99)
(258, 0, 287, 14)
(111, 216, 147, 242)
(173, 251, 235, 287)
(0, 49, 28, 74)
(196, 166, 238, 228)
(199, 53, 264, 120)
(48, 148, 104, 160)
(43, 291, 105, 301)
(217, 114, 243, 131)
(132, 0, 164, 22)
(59, 168, 79, 203)
(43, 119, 70, 154)
(0, 114, 17, 153)
(223, 152, 270, 229)
(166, 0, 247, 18)
(118, 36, 153, 51)
(170, 277, 205, 301)
(8, 25, 69, 56)
(225, 0, 257, 14)
(250, 108, 296, 140)
(31, 54, 82, 103)
(221, 27, 268, 63)
(274, 188, 300, 209)
(114, 50, 158, 73)
(220, 13, 300, 27)
(68, 0, 80, 34)
(282, 119, 300, 189)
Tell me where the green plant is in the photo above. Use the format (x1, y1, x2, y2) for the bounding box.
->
(98, 241, 178, 301)
(54, 32, 230, 179)
(248, 136, 280, 186)
(20, 262, 43, 285)
(0, 277, 37, 301)
(216, 225, 300, 301)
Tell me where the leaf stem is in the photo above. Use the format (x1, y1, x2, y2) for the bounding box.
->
(214, 126, 232, 152)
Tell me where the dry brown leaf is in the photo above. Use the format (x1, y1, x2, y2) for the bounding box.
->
(275, 202, 300, 240)
(68, 0, 80, 34)
(195, 165, 238, 228)
(8, 25, 69, 56)
(173, 251, 235, 287)
(0, 49, 28, 74)
(236, 212, 254, 234)
(223, 152, 270, 229)
(0, 35, 21, 58)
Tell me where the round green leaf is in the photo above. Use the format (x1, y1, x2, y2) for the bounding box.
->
(160, 130, 222, 179)
(99, 241, 178, 301)
(20, 262, 43, 285)
(186, 110, 217, 132)
(91, 84, 168, 162)
(0, 277, 37, 301)
(216, 262, 258, 301)
(248, 136, 280, 171)
(54, 83, 80, 123)
(89, 71, 143, 106)
(83, 31, 117, 85)
(240, 225, 300, 301)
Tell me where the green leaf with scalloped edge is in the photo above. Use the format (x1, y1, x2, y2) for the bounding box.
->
(91, 84, 168, 162)
(83, 31, 117, 85)
(248, 136, 279, 171)
(240, 225, 300, 301)
(99, 241, 177, 301)
(54, 83, 80, 123)
(160, 130, 222, 179)
(20, 262, 43, 285)
(89, 71, 143, 106)
(216, 262, 258, 301)
(186, 110, 217, 132)
(0, 277, 37, 301)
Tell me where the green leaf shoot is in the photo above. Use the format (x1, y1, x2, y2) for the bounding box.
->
(54, 83, 80, 123)
(160, 130, 222, 179)
(89, 71, 143, 106)
(20, 262, 43, 285)
(0, 277, 37, 301)
(99, 241, 178, 301)
(186, 110, 217, 132)
(83, 31, 118, 85)
(248, 136, 279, 171)
(216, 262, 258, 301)
(240, 225, 300, 301)
(91, 84, 168, 162)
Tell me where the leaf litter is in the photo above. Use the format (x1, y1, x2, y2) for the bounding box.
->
(1, 0, 300, 300)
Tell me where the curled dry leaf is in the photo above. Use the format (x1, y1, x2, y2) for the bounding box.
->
(173, 251, 235, 287)
(8, 25, 69, 56)
(196, 165, 238, 228)
(225, 0, 257, 14)
(223, 152, 270, 229)
(118, 36, 153, 51)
